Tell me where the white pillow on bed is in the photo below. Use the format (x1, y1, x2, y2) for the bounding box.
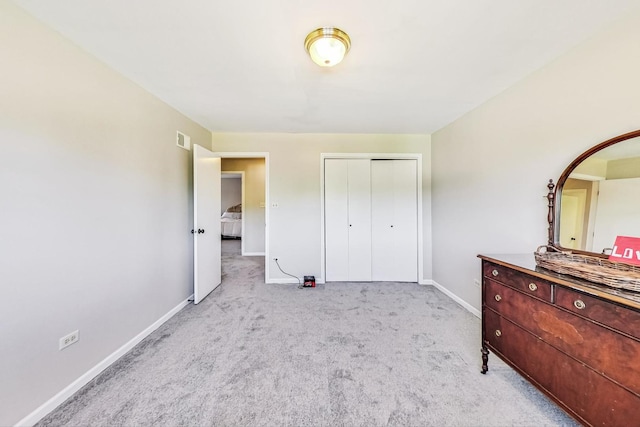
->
(221, 212, 241, 219)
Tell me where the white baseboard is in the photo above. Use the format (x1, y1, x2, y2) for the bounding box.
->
(265, 277, 326, 285)
(16, 295, 193, 427)
(431, 281, 481, 318)
(270, 278, 432, 286)
(242, 252, 265, 256)
(265, 278, 300, 284)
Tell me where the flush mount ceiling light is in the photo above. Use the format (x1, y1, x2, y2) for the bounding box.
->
(304, 27, 351, 67)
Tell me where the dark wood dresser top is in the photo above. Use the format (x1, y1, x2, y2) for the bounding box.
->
(478, 253, 640, 310)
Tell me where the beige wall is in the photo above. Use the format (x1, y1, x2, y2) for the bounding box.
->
(574, 156, 608, 178)
(212, 133, 432, 283)
(221, 177, 242, 215)
(221, 158, 266, 254)
(431, 10, 640, 313)
(607, 156, 640, 179)
(0, 2, 211, 425)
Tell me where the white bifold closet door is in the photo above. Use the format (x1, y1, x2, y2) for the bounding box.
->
(325, 159, 372, 281)
(325, 158, 418, 282)
(371, 159, 418, 282)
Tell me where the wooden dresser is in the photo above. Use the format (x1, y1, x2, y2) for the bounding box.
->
(479, 254, 640, 426)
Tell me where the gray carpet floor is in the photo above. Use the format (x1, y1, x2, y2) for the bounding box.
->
(37, 240, 578, 426)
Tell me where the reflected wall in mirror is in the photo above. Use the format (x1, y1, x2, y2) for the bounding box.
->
(554, 131, 640, 256)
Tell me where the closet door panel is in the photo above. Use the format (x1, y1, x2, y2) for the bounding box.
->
(324, 159, 349, 281)
(371, 160, 396, 281)
(392, 159, 418, 282)
(347, 159, 372, 281)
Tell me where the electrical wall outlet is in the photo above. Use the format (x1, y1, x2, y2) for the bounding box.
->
(59, 330, 79, 350)
(474, 279, 481, 288)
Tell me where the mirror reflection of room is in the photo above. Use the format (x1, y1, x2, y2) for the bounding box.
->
(559, 136, 640, 253)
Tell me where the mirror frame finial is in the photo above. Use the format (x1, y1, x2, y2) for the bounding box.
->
(547, 179, 555, 246)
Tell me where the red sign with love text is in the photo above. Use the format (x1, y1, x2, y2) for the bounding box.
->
(608, 236, 640, 266)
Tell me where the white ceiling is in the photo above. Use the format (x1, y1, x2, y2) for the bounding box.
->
(12, 0, 640, 134)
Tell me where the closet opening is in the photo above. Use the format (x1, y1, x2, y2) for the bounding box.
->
(320, 153, 424, 284)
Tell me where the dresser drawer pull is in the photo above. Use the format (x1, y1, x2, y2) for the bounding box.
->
(528, 283, 538, 292)
(491, 269, 499, 277)
(495, 330, 502, 337)
(574, 299, 586, 310)
(494, 294, 502, 302)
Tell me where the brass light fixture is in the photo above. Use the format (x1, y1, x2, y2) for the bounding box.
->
(304, 27, 351, 67)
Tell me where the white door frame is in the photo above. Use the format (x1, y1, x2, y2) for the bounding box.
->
(213, 152, 269, 283)
(320, 153, 425, 284)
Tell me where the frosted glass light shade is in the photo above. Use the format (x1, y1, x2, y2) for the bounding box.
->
(304, 27, 351, 67)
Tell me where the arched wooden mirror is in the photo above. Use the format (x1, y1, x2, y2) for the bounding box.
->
(547, 129, 640, 257)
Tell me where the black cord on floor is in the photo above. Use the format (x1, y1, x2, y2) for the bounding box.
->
(274, 259, 302, 289)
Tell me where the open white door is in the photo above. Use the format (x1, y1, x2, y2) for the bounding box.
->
(560, 189, 586, 250)
(193, 144, 221, 304)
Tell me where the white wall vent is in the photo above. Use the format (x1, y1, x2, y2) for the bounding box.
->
(176, 131, 191, 151)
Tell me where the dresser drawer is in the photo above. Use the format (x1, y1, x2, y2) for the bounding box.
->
(486, 279, 640, 396)
(556, 286, 640, 339)
(484, 307, 640, 426)
(485, 278, 548, 326)
(483, 261, 552, 302)
(483, 306, 506, 354)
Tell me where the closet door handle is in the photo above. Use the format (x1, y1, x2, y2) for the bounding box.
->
(197, 229, 205, 234)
